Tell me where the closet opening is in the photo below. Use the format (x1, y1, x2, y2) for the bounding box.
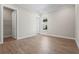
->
(3, 6, 17, 42)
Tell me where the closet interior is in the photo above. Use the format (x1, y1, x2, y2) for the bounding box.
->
(3, 7, 16, 42)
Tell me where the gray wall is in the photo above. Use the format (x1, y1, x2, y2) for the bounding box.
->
(76, 4, 79, 48)
(40, 5, 75, 39)
(12, 5, 38, 39)
(17, 7, 37, 39)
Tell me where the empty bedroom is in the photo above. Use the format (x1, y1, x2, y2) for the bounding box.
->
(0, 4, 79, 54)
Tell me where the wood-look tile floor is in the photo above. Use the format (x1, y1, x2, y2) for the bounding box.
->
(0, 35, 79, 54)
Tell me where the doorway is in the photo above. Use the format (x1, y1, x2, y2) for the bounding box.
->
(3, 6, 17, 42)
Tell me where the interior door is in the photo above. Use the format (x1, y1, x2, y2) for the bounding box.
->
(12, 10, 17, 39)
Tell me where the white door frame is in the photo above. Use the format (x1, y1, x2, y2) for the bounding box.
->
(0, 5, 3, 44)
(0, 4, 18, 44)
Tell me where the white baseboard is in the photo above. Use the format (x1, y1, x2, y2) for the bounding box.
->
(40, 33, 75, 40)
(4, 35, 12, 38)
(17, 34, 37, 40)
(0, 41, 3, 44)
(75, 39, 79, 48)
(4, 35, 17, 39)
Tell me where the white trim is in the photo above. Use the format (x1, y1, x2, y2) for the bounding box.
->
(75, 39, 79, 48)
(4, 35, 12, 38)
(0, 5, 3, 43)
(40, 33, 75, 40)
(17, 34, 37, 40)
(75, 4, 79, 49)
(2, 4, 17, 10)
(0, 41, 3, 44)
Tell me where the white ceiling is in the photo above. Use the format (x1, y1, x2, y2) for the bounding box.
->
(15, 4, 74, 14)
